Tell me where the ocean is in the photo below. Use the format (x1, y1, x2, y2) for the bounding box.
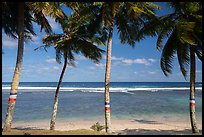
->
(2, 82, 202, 124)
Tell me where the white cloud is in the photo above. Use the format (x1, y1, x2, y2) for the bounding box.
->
(102, 55, 157, 66)
(45, 58, 56, 64)
(148, 58, 157, 63)
(46, 16, 61, 32)
(196, 70, 202, 73)
(134, 58, 149, 65)
(102, 55, 106, 59)
(89, 66, 95, 70)
(53, 66, 60, 70)
(121, 58, 150, 65)
(95, 63, 105, 69)
(35, 66, 61, 73)
(2, 66, 15, 73)
(134, 71, 138, 74)
(122, 59, 135, 65)
(111, 56, 124, 61)
(2, 33, 41, 50)
(112, 61, 122, 66)
(75, 54, 87, 60)
(176, 72, 183, 76)
(2, 34, 18, 48)
(103, 55, 124, 61)
(148, 71, 157, 74)
(36, 67, 50, 73)
(30, 35, 41, 45)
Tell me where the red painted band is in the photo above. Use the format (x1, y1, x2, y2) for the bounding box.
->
(105, 107, 110, 111)
(8, 98, 16, 102)
(190, 102, 195, 106)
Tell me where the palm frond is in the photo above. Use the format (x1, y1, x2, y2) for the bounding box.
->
(115, 12, 138, 47)
(195, 45, 202, 61)
(136, 13, 177, 43)
(34, 45, 48, 52)
(42, 34, 64, 45)
(93, 2, 104, 6)
(2, 2, 18, 38)
(176, 22, 197, 46)
(2, 2, 36, 39)
(64, 2, 80, 11)
(145, 2, 161, 10)
(29, 2, 65, 19)
(72, 38, 105, 63)
(68, 3, 99, 30)
(32, 11, 52, 34)
(101, 3, 111, 28)
(157, 25, 175, 51)
(176, 39, 190, 80)
(160, 31, 178, 77)
(55, 47, 62, 64)
(67, 50, 75, 62)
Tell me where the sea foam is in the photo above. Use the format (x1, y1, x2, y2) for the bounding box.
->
(2, 87, 202, 93)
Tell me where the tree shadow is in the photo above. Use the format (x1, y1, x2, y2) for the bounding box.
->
(117, 128, 202, 135)
(14, 126, 45, 130)
(132, 119, 162, 124)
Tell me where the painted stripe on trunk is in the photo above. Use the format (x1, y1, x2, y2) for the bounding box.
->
(190, 103, 195, 106)
(190, 100, 195, 106)
(105, 102, 110, 105)
(105, 104, 110, 107)
(10, 92, 17, 95)
(8, 98, 16, 102)
(190, 100, 195, 103)
(105, 107, 110, 111)
(9, 95, 17, 98)
(105, 102, 110, 110)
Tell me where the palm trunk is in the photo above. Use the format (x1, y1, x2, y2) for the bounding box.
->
(50, 56, 68, 130)
(104, 14, 114, 133)
(3, 3, 25, 131)
(189, 46, 199, 133)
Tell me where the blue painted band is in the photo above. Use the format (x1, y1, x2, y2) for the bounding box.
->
(105, 102, 110, 105)
(10, 93, 17, 95)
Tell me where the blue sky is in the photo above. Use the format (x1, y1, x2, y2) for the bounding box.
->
(2, 2, 202, 82)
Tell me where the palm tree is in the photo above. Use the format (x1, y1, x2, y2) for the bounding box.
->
(2, 2, 65, 131)
(2, 3, 25, 132)
(41, 16, 107, 130)
(76, 2, 160, 133)
(137, 2, 202, 133)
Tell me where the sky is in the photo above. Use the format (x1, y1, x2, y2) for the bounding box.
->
(2, 2, 202, 82)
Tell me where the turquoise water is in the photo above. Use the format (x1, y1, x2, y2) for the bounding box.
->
(2, 82, 202, 123)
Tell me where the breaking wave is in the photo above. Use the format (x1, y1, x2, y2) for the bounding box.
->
(2, 86, 202, 93)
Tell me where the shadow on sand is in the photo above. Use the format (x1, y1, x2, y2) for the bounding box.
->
(116, 128, 202, 135)
(132, 119, 163, 124)
(14, 126, 44, 130)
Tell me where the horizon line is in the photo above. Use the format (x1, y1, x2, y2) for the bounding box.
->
(2, 81, 202, 83)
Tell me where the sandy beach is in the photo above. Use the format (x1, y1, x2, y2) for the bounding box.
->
(9, 118, 202, 135)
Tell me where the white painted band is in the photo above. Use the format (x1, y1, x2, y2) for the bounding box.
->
(190, 100, 195, 103)
(9, 95, 17, 98)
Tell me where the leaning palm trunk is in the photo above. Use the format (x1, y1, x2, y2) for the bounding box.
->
(50, 57, 68, 130)
(104, 15, 114, 133)
(189, 46, 200, 133)
(3, 3, 25, 131)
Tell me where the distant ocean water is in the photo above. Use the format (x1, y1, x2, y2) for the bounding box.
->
(2, 82, 202, 123)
